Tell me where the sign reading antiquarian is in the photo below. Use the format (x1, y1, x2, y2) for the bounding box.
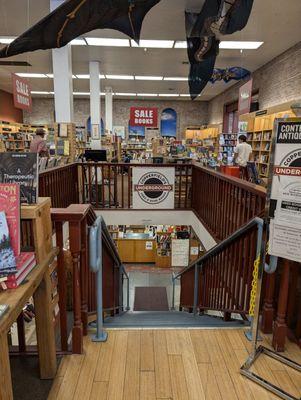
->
(132, 167, 175, 209)
(11, 73, 32, 111)
(268, 119, 301, 262)
(129, 107, 158, 127)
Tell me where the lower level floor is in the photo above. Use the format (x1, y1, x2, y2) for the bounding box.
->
(48, 328, 301, 400)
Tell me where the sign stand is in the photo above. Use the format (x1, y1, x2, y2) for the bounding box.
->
(240, 118, 301, 400)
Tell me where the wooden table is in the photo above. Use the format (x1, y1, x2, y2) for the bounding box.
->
(0, 248, 58, 400)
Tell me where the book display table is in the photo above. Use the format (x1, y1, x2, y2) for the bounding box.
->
(0, 198, 58, 400)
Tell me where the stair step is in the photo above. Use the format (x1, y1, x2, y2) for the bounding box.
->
(104, 311, 250, 329)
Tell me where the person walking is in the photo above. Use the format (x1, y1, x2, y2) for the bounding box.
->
(234, 134, 253, 179)
(30, 128, 49, 157)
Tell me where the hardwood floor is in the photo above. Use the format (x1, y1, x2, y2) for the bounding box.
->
(48, 329, 301, 400)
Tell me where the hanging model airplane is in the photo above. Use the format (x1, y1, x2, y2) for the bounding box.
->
(0, 0, 254, 99)
(0, 0, 161, 58)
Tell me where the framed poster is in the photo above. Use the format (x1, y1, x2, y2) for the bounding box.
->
(171, 239, 190, 267)
(58, 123, 68, 138)
(132, 167, 175, 209)
(268, 118, 301, 262)
(92, 124, 100, 140)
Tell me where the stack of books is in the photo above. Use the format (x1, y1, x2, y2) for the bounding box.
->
(0, 183, 36, 290)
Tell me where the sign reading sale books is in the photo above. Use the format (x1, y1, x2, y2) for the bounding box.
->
(12, 73, 32, 111)
(129, 107, 158, 127)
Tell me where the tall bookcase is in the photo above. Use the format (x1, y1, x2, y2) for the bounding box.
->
(240, 107, 295, 180)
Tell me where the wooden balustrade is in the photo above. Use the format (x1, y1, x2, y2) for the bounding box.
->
(39, 163, 79, 208)
(180, 223, 258, 317)
(191, 163, 266, 241)
(78, 162, 192, 209)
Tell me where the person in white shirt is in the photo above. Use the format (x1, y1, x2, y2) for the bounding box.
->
(234, 135, 253, 179)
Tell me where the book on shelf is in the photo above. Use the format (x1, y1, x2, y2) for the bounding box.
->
(0, 304, 9, 319)
(0, 153, 38, 204)
(0, 211, 17, 277)
(0, 183, 20, 256)
(5, 252, 36, 289)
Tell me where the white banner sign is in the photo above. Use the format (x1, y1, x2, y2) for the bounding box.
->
(171, 239, 190, 267)
(132, 167, 175, 209)
(268, 119, 301, 262)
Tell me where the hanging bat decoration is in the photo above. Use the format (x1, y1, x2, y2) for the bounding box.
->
(0, 0, 161, 58)
(209, 67, 250, 83)
(187, 0, 254, 99)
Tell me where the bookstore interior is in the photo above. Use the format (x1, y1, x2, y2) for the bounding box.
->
(1, 1, 301, 400)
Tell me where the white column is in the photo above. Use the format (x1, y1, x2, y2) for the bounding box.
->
(50, 0, 74, 123)
(105, 87, 113, 135)
(89, 61, 101, 149)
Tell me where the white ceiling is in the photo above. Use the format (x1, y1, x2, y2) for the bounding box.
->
(0, 0, 301, 100)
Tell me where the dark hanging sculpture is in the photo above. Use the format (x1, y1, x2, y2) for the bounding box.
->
(209, 66, 250, 83)
(187, 0, 254, 99)
(0, 0, 161, 58)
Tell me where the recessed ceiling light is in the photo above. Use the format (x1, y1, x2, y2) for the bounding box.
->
(85, 37, 130, 47)
(75, 74, 105, 79)
(219, 41, 263, 49)
(70, 38, 87, 45)
(159, 94, 179, 97)
(115, 93, 136, 96)
(135, 76, 163, 81)
(31, 91, 49, 94)
(106, 74, 134, 80)
(131, 40, 174, 49)
(0, 37, 16, 44)
(16, 73, 47, 78)
(73, 92, 90, 95)
(137, 93, 158, 97)
(174, 41, 187, 49)
(164, 77, 188, 81)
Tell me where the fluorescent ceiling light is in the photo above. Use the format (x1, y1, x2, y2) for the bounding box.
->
(70, 38, 86, 45)
(46, 73, 77, 78)
(16, 73, 47, 78)
(137, 93, 158, 97)
(85, 37, 130, 47)
(159, 94, 179, 97)
(164, 77, 188, 81)
(131, 40, 174, 48)
(106, 74, 134, 80)
(174, 41, 187, 49)
(115, 93, 136, 96)
(180, 94, 191, 97)
(75, 74, 105, 79)
(219, 41, 263, 49)
(0, 37, 15, 44)
(31, 91, 49, 94)
(135, 76, 163, 81)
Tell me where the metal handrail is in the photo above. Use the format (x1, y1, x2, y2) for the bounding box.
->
(172, 217, 264, 313)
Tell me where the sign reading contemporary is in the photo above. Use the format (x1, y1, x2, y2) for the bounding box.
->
(11, 73, 32, 111)
(132, 167, 175, 209)
(268, 119, 301, 262)
(129, 107, 158, 127)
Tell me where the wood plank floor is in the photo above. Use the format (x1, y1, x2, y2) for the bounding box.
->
(48, 329, 301, 400)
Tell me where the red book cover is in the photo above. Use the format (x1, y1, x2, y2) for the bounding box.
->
(0, 184, 20, 256)
(6, 259, 36, 289)
(6, 252, 35, 281)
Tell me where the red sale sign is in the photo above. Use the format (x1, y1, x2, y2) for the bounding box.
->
(12, 73, 32, 111)
(130, 107, 158, 127)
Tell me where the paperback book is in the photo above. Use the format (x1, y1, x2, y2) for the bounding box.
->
(0, 183, 21, 256)
(0, 153, 38, 204)
(0, 211, 17, 275)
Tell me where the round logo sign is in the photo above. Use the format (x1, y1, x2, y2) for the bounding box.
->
(134, 171, 173, 205)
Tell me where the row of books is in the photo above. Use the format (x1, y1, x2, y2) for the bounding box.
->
(0, 183, 36, 290)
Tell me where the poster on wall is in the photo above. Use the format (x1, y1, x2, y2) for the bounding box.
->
(11, 73, 32, 111)
(113, 126, 125, 139)
(128, 125, 145, 137)
(268, 119, 301, 262)
(91, 124, 100, 140)
(132, 167, 175, 209)
(171, 239, 190, 267)
(238, 78, 253, 115)
(129, 107, 158, 127)
(160, 108, 177, 137)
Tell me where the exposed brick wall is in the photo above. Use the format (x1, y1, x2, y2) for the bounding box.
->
(208, 41, 301, 125)
(0, 89, 23, 123)
(23, 98, 209, 138)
